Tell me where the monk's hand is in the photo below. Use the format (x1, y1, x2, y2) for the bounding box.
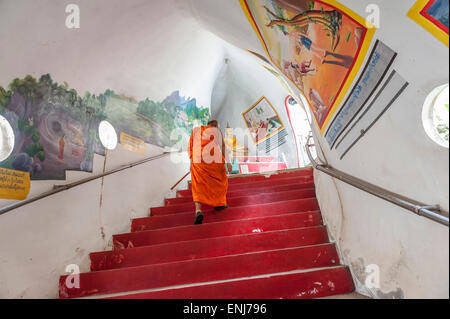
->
(226, 163, 233, 173)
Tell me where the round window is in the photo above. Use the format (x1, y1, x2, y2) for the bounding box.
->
(0, 115, 15, 162)
(98, 120, 118, 150)
(422, 84, 449, 148)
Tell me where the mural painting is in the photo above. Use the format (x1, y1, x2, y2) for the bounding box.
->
(407, 0, 449, 47)
(325, 40, 397, 148)
(240, 0, 375, 132)
(0, 74, 210, 181)
(242, 96, 285, 144)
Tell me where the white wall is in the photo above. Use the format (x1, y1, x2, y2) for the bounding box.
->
(185, 0, 449, 298)
(0, 0, 448, 299)
(0, 142, 190, 298)
(0, 0, 219, 298)
(211, 44, 299, 168)
(309, 0, 449, 299)
(0, 0, 226, 107)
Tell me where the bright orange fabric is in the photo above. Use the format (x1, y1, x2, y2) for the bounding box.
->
(188, 126, 228, 207)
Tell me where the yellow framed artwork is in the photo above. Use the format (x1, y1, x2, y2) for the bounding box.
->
(242, 96, 285, 145)
(239, 0, 376, 134)
(407, 0, 449, 47)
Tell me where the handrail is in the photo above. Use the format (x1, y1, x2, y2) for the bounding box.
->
(0, 152, 176, 216)
(305, 133, 449, 227)
(170, 171, 190, 190)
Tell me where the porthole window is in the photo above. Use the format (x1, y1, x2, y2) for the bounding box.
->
(422, 84, 449, 148)
(0, 115, 15, 162)
(98, 120, 118, 150)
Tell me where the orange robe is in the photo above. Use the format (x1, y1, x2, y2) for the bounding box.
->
(188, 125, 228, 207)
(58, 137, 65, 160)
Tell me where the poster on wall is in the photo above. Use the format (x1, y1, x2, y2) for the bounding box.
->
(257, 128, 288, 153)
(407, 0, 449, 47)
(0, 74, 210, 181)
(239, 0, 376, 133)
(325, 40, 397, 148)
(0, 167, 30, 200)
(120, 132, 146, 155)
(334, 70, 409, 159)
(242, 96, 285, 144)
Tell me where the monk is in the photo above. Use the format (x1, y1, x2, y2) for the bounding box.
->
(188, 120, 233, 225)
(58, 134, 65, 164)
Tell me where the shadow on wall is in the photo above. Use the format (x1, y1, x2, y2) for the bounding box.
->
(0, 74, 210, 180)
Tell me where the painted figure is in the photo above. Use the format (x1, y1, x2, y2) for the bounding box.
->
(290, 31, 354, 68)
(309, 88, 328, 124)
(58, 134, 66, 164)
(188, 120, 233, 225)
(263, 5, 343, 51)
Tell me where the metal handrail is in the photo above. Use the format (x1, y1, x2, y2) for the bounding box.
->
(305, 133, 449, 227)
(0, 151, 177, 216)
(170, 171, 190, 190)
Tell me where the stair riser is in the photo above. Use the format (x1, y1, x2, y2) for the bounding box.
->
(167, 182, 315, 205)
(91, 227, 329, 271)
(186, 176, 314, 193)
(132, 198, 320, 231)
(119, 211, 322, 246)
(59, 244, 340, 299)
(225, 168, 313, 185)
(153, 189, 316, 216)
(107, 267, 355, 299)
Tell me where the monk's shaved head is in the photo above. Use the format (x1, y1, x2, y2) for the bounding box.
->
(208, 120, 219, 127)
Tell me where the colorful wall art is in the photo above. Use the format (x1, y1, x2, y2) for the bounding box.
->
(240, 0, 375, 133)
(0, 74, 210, 180)
(408, 0, 449, 47)
(325, 40, 397, 148)
(242, 96, 285, 144)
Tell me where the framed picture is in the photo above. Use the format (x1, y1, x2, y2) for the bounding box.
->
(239, 0, 376, 134)
(242, 96, 285, 144)
(407, 0, 449, 47)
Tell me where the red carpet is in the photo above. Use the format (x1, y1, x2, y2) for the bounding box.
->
(59, 168, 355, 299)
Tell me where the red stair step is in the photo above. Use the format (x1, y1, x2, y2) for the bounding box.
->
(132, 198, 320, 231)
(188, 175, 313, 192)
(107, 267, 355, 299)
(152, 188, 316, 216)
(91, 227, 329, 271)
(233, 156, 276, 162)
(168, 181, 315, 206)
(225, 168, 313, 184)
(59, 244, 340, 299)
(115, 211, 322, 247)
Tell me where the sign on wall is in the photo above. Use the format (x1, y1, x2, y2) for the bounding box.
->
(120, 132, 146, 155)
(407, 0, 449, 47)
(325, 40, 397, 148)
(0, 74, 210, 181)
(0, 167, 30, 200)
(242, 96, 285, 145)
(334, 70, 409, 159)
(239, 0, 376, 133)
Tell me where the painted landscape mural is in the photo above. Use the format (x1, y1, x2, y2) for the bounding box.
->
(0, 74, 210, 180)
(241, 0, 374, 130)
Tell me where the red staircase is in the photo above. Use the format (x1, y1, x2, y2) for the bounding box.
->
(58, 167, 355, 299)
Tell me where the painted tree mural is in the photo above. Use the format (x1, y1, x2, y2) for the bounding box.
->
(0, 74, 210, 180)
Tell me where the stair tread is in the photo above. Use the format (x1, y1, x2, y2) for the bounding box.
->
(154, 188, 316, 215)
(103, 266, 354, 299)
(169, 181, 315, 204)
(115, 211, 323, 248)
(60, 244, 340, 299)
(133, 198, 320, 231)
(91, 227, 330, 271)
(188, 176, 314, 192)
